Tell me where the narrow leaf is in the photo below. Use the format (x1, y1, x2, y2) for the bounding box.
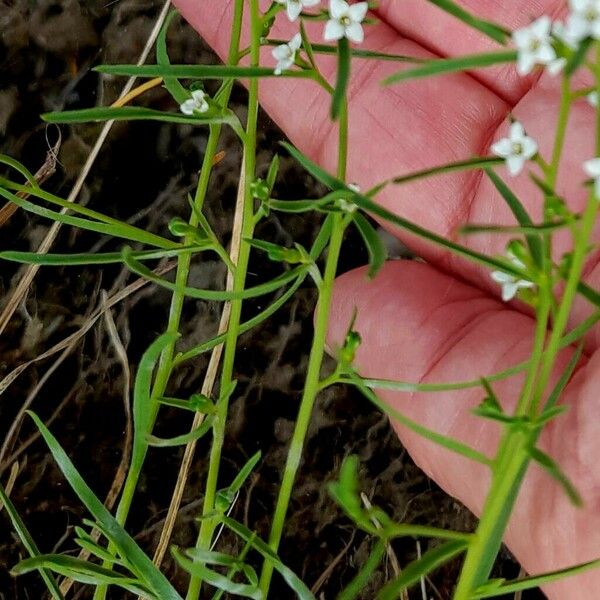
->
(377, 540, 468, 599)
(353, 212, 387, 278)
(338, 540, 386, 600)
(157, 11, 188, 104)
(147, 417, 213, 447)
(529, 446, 582, 506)
(25, 412, 183, 600)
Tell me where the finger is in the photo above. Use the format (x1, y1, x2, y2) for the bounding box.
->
(375, 0, 569, 103)
(327, 260, 600, 599)
(174, 1, 600, 344)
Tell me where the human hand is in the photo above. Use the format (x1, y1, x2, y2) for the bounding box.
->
(173, 1, 600, 597)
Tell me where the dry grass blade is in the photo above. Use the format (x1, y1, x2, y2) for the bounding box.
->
(310, 532, 356, 595)
(0, 0, 172, 337)
(0, 262, 175, 474)
(0, 131, 61, 228)
(150, 159, 247, 570)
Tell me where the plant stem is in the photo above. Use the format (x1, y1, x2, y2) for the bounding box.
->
(185, 1, 259, 598)
(454, 44, 600, 599)
(258, 101, 349, 596)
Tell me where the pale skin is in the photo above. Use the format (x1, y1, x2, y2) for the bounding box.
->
(173, 1, 600, 597)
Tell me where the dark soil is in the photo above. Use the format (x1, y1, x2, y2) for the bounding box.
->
(0, 1, 541, 598)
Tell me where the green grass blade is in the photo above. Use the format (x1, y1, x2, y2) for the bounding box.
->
(95, 63, 313, 79)
(0, 154, 39, 187)
(0, 246, 203, 266)
(132, 333, 178, 471)
(281, 143, 513, 274)
(172, 548, 261, 600)
(473, 558, 600, 597)
(383, 50, 516, 85)
(221, 517, 315, 600)
(338, 540, 386, 600)
(42, 106, 238, 127)
(485, 169, 543, 266)
(331, 38, 350, 120)
(460, 220, 572, 235)
(0, 184, 176, 249)
(157, 10, 189, 104)
(529, 446, 582, 506)
(376, 540, 468, 600)
(353, 212, 387, 278)
(147, 417, 213, 447)
(0, 483, 65, 600)
(25, 412, 183, 600)
(424, 0, 510, 43)
(124, 249, 307, 301)
(348, 371, 491, 466)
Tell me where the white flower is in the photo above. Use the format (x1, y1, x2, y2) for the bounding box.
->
(553, 19, 584, 49)
(568, 0, 600, 40)
(491, 252, 535, 302)
(491, 121, 538, 176)
(276, 0, 320, 22)
(272, 33, 302, 75)
(324, 0, 369, 44)
(512, 16, 557, 75)
(337, 183, 360, 213)
(180, 89, 209, 115)
(588, 91, 599, 106)
(583, 157, 600, 196)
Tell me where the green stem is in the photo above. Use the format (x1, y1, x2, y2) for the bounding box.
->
(185, 1, 258, 598)
(257, 101, 349, 597)
(454, 44, 600, 599)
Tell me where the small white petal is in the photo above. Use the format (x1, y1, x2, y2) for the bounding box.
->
(516, 52, 536, 75)
(180, 99, 195, 115)
(329, 0, 348, 19)
(491, 271, 512, 284)
(520, 137, 538, 159)
(491, 138, 512, 157)
(512, 27, 532, 48)
(506, 154, 526, 176)
(583, 157, 600, 177)
(572, 0, 589, 11)
(272, 44, 291, 60)
(303, 0, 320, 6)
(289, 32, 303, 52)
(324, 19, 345, 40)
(286, 2, 303, 21)
(568, 13, 592, 40)
(547, 57, 567, 76)
(345, 21, 364, 43)
(588, 91, 599, 107)
(509, 121, 525, 141)
(591, 19, 600, 39)
(535, 43, 557, 64)
(348, 1, 369, 22)
(502, 282, 519, 301)
(531, 15, 552, 37)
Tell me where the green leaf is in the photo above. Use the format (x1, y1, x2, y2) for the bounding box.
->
(172, 548, 261, 600)
(0, 154, 39, 187)
(266, 39, 423, 63)
(331, 37, 350, 120)
(460, 220, 572, 235)
(281, 143, 513, 275)
(266, 197, 333, 213)
(542, 343, 583, 412)
(216, 451, 261, 512)
(124, 248, 307, 301)
(338, 540, 386, 600)
(220, 517, 315, 600)
(484, 169, 543, 266)
(42, 106, 239, 128)
(376, 540, 468, 600)
(95, 63, 312, 80)
(25, 412, 183, 600)
(0, 483, 65, 600)
(529, 446, 582, 506)
(147, 417, 213, 447)
(348, 371, 491, 466)
(157, 11, 189, 104)
(473, 558, 600, 597)
(0, 246, 204, 266)
(132, 333, 179, 471)
(353, 213, 387, 278)
(0, 186, 176, 250)
(383, 50, 516, 85)
(424, 0, 510, 43)
(158, 393, 215, 413)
